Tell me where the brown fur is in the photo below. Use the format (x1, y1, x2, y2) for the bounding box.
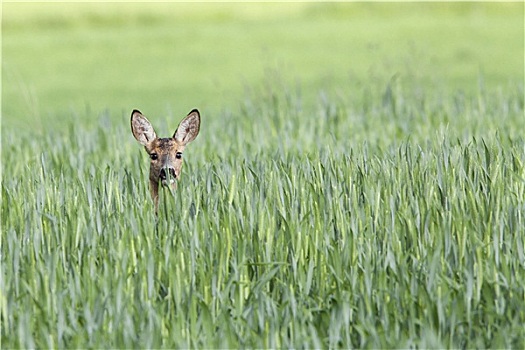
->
(131, 109, 200, 212)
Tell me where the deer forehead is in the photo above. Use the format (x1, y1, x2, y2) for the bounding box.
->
(147, 138, 186, 155)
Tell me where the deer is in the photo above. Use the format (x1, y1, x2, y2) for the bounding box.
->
(130, 109, 200, 212)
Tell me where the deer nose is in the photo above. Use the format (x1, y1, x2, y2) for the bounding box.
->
(159, 167, 177, 182)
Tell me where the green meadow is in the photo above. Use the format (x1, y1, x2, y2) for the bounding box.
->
(2, 2, 524, 348)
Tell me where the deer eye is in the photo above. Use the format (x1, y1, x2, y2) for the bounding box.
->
(150, 153, 158, 160)
(176, 152, 183, 159)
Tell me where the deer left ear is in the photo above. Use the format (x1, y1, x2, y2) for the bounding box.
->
(174, 109, 200, 145)
(131, 110, 157, 146)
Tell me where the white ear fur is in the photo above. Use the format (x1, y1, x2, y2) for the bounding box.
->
(131, 110, 157, 146)
(173, 109, 201, 145)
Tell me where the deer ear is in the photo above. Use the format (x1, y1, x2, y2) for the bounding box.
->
(131, 110, 157, 146)
(173, 109, 200, 145)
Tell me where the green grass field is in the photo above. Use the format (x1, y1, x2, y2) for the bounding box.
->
(2, 2, 524, 348)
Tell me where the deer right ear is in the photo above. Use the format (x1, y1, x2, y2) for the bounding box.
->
(173, 109, 201, 145)
(131, 109, 157, 146)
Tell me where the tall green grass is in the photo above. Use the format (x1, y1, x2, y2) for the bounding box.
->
(2, 79, 524, 348)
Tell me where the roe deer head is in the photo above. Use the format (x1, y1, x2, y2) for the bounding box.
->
(131, 109, 200, 211)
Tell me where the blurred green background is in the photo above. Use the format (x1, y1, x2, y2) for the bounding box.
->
(2, 2, 524, 135)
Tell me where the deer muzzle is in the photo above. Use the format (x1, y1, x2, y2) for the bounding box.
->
(159, 167, 177, 186)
